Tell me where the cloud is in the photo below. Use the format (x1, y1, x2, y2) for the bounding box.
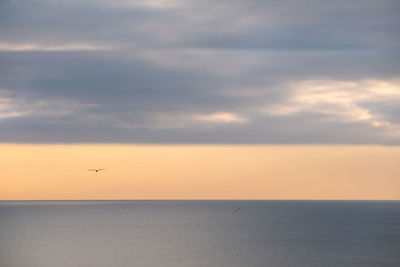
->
(193, 112, 247, 123)
(0, 43, 111, 52)
(264, 80, 400, 136)
(107, 0, 183, 9)
(0, 90, 98, 119)
(0, 0, 399, 143)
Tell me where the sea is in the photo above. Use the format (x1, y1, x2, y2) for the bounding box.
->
(1, 200, 399, 267)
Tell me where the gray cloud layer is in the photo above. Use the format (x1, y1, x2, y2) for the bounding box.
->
(1, 0, 399, 143)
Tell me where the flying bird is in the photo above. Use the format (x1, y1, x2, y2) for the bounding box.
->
(87, 169, 106, 173)
(232, 208, 240, 215)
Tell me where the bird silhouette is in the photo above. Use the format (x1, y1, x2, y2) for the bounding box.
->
(87, 169, 106, 173)
(232, 208, 240, 215)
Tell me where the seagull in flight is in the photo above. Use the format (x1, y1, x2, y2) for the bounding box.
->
(87, 169, 106, 173)
(232, 208, 240, 215)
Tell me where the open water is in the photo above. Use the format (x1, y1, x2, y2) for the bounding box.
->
(1, 200, 399, 267)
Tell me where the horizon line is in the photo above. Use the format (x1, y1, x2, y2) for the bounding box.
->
(1, 199, 399, 201)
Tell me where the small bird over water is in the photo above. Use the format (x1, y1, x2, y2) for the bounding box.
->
(87, 169, 106, 173)
(232, 208, 240, 215)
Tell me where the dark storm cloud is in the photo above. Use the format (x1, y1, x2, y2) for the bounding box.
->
(0, 0, 399, 143)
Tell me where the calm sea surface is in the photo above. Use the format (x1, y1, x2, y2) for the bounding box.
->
(1, 200, 399, 267)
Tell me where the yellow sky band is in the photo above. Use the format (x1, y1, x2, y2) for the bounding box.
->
(1, 145, 399, 200)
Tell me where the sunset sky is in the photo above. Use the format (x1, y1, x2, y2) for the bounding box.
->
(1, 0, 399, 200)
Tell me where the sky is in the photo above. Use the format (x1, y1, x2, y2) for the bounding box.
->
(0, 0, 399, 143)
(1, 145, 399, 200)
(0, 0, 399, 199)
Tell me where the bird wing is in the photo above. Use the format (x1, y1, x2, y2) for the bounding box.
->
(98, 169, 106, 171)
(87, 169, 96, 171)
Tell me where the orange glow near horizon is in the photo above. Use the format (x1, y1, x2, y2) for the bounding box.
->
(0, 144, 399, 200)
